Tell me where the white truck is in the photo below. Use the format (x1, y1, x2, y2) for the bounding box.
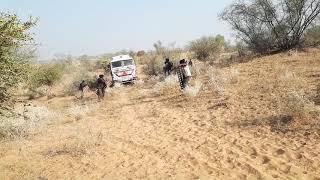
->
(110, 55, 137, 84)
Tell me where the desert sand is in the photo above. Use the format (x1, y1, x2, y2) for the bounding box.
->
(0, 51, 320, 180)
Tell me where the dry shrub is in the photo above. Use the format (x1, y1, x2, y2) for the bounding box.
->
(0, 105, 58, 140)
(136, 50, 146, 57)
(191, 61, 207, 78)
(142, 52, 184, 76)
(145, 54, 164, 76)
(0, 99, 99, 140)
(272, 70, 320, 122)
(208, 68, 227, 96)
(51, 61, 97, 97)
(139, 41, 184, 76)
(314, 84, 320, 105)
(26, 59, 99, 99)
(205, 66, 240, 97)
(44, 131, 102, 158)
(67, 103, 98, 120)
(222, 57, 320, 132)
(44, 142, 88, 158)
(62, 75, 96, 97)
(184, 81, 203, 97)
(152, 75, 179, 95)
(147, 61, 240, 98)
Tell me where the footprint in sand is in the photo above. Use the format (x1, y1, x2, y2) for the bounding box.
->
(292, 152, 303, 159)
(279, 163, 291, 174)
(273, 148, 286, 156)
(260, 156, 271, 164)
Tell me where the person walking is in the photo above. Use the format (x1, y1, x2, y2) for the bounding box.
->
(163, 58, 173, 76)
(79, 80, 87, 99)
(96, 74, 107, 101)
(188, 59, 193, 67)
(178, 59, 192, 89)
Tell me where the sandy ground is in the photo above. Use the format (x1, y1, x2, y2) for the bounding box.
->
(1, 51, 320, 180)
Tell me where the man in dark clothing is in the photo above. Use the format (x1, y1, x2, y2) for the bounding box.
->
(96, 74, 107, 101)
(188, 59, 193, 67)
(79, 80, 87, 99)
(164, 58, 173, 76)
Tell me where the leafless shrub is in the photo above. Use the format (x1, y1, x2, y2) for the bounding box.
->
(221, 0, 320, 53)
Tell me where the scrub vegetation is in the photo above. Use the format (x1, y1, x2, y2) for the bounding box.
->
(1, 0, 320, 178)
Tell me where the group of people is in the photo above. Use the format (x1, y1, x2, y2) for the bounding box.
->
(78, 74, 108, 101)
(79, 58, 193, 102)
(163, 58, 193, 90)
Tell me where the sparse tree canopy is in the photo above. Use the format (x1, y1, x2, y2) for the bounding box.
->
(0, 13, 37, 103)
(221, 0, 320, 53)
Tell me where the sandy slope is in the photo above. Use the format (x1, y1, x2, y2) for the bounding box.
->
(1, 51, 320, 180)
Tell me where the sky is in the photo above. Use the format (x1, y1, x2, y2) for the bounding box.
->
(1, 0, 234, 60)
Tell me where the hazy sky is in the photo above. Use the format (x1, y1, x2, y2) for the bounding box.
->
(1, 0, 234, 59)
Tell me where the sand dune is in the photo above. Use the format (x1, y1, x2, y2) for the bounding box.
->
(1, 51, 320, 179)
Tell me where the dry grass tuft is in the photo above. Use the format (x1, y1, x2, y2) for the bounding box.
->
(184, 81, 203, 97)
(271, 69, 319, 124)
(68, 103, 97, 118)
(0, 105, 58, 140)
(42, 125, 104, 159)
(223, 51, 320, 132)
(152, 75, 180, 96)
(205, 66, 239, 97)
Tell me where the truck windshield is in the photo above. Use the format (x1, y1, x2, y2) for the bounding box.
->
(123, 59, 133, 66)
(112, 61, 122, 68)
(112, 59, 133, 68)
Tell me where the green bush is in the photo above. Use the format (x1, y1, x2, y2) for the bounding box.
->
(64, 74, 97, 96)
(188, 35, 226, 61)
(0, 13, 37, 104)
(29, 64, 64, 89)
(141, 41, 183, 76)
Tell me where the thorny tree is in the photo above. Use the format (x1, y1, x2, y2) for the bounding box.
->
(0, 13, 37, 104)
(221, 0, 320, 53)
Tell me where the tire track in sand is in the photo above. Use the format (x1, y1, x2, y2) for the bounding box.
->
(0, 84, 319, 179)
